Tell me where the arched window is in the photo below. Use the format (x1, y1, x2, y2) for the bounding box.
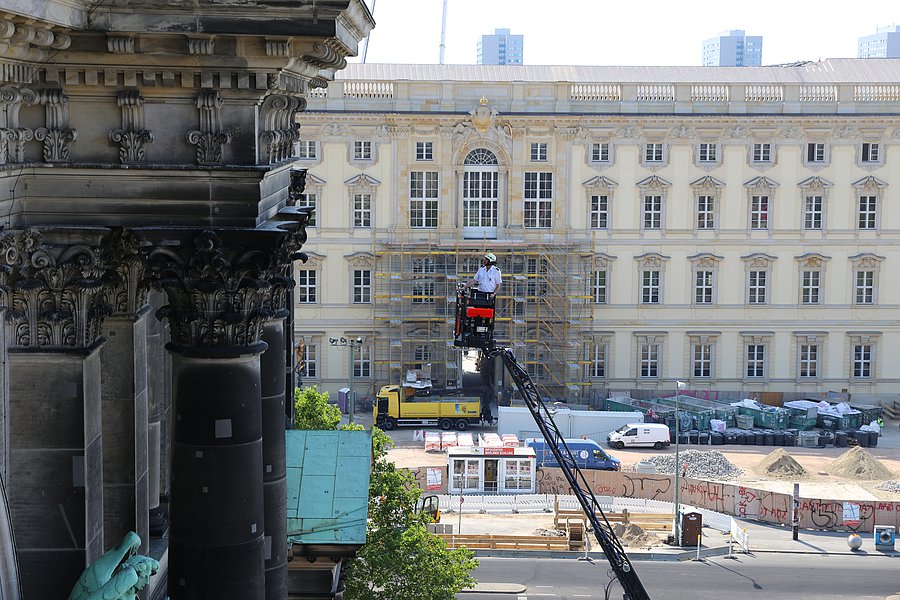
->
(463, 148, 499, 236)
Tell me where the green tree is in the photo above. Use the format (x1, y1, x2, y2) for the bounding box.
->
(343, 428, 478, 600)
(293, 385, 341, 430)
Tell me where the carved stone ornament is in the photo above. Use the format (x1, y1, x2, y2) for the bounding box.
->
(0, 229, 114, 349)
(0, 85, 39, 164)
(102, 228, 150, 316)
(110, 90, 153, 164)
(35, 89, 77, 163)
(186, 90, 232, 166)
(287, 169, 308, 206)
(259, 93, 306, 164)
(451, 98, 512, 157)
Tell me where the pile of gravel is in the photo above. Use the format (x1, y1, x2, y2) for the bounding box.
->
(644, 449, 743, 480)
(876, 480, 900, 494)
(825, 446, 894, 480)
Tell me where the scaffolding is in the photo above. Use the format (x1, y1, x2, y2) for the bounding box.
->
(373, 240, 593, 401)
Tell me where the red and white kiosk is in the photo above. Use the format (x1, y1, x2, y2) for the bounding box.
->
(446, 446, 536, 494)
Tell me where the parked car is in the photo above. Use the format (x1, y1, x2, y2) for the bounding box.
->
(525, 438, 620, 471)
(606, 423, 671, 450)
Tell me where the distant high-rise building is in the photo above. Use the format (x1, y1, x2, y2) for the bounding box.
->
(702, 30, 763, 66)
(477, 28, 524, 65)
(858, 25, 900, 58)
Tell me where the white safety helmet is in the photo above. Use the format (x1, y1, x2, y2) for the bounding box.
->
(484, 253, 497, 263)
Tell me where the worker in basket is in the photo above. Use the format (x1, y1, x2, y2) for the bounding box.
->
(463, 252, 502, 299)
(455, 253, 502, 348)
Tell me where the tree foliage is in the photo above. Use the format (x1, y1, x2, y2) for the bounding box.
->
(293, 385, 341, 430)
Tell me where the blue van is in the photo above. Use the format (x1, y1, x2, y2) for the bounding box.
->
(525, 438, 620, 471)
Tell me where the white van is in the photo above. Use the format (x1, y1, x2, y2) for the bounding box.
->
(606, 423, 670, 450)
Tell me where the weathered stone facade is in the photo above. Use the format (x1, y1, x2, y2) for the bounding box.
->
(0, 2, 373, 599)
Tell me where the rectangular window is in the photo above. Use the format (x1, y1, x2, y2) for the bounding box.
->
(750, 196, 769, 230)
(296, 270, 317, 303)
(641, 270, 660, 304)
(639, 343, 659, 378)
(645, 143, 663, 162)
(299, 193, 317, 226)
(746, 344, 765, 378)
(748, 271, 767, 304)
(801, 271, 820, 304)
(354, 345, 371, 378)
(590, 142, 610, 162)
(858, 196, 877, 229)
(297, 140, 317, 159)
(354, 193, 372, 227)
(853, 344, 872, 379)
(695, 270, 714, 304)
(590, 195, 608, 229)
(804, 196, 822, 230)
(503, 460, 532, 491)
(799, 344, 818, 378)
(354, 140, 372, 160)
(524, 172, 552, 228)
(752, 143, 771, 163)
(643, 195, 662, 229)
(409, 171, 439, 228)
(415, 141, 433, 161)
(861, 142, 879, 163)
(698, 143, 717, 162)
(806, 142, 825, 163)
(353, 269, 371, 304)
(697, 195, 715, 229)
(590, 343, 606, 378)
(591, 270, 607, 304)
(300, 343, 317, 379)
(692, 343, 712, 378)
(412, 258, 435, 304)
(530, 142, 548, 161)
(855, 271, 874, 304)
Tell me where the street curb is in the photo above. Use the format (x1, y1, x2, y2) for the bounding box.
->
(460, 583, 527, 594)
(469, 547, 900, 561)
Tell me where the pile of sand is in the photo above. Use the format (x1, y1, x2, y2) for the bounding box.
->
(756, 448, 808, 478)
(611, 523, 661, 548)
(825, 446, 894, 480)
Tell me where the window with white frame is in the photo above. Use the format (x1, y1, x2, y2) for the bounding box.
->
(750, 195, 769, 230)
(644, 142, 663, 163)
(525, 345, 547, 381)
(798, 343, 818, 378)
(353, 344, 371, 378)
(752, 143, 772, 163)
(296, 269, 317, 303)
(590, 142, 610, 163)
(858, 195, 877, 229)
(695, 270, 714, 304)
(748, 270, 767, 304)
(299, 193, 317, 226)
(297, 140, 317, 160)
(415, 141, 433, 161)
(805, 142, 826, 164)
(692, 343, 712, 378)
(855, 270, 875, 304)
(589, 341, 607, 378)
(698, 143, 718, 163)
(410, 171, 439, 228)
(413, 344, 432, 364)
(354, 193, 372, 227)
(641, 270, 660, 304)
(590, 195, 609, 229)
(353, 269, 371, 304)
(298, 342, 317, 379)
(697, 195, 715, 229)
(451, 459, 479, 490)
(804, 195, 823, 230)
(643, 195, 662, 229)
(801, 270, 821, 305)
(852, 341, 874, 379)
(639, 342, 660, 378)
(746, 344, 766, 378)
(412, 257, 435, 304)
(860, 142, 880, 164)
(530, 142, 548, 162)
(353, 140, 372, 160)
(591, 270, 607, 304)
(524, 172, 553, 228)
(525, 257, 548, 301)
(504, 460, 532, 491)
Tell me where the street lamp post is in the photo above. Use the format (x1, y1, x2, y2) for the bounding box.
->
(673, 380, 686, 545)
(330, 336, 364, 425)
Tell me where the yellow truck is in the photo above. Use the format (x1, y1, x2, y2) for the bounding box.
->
(373, 385, 485, 431)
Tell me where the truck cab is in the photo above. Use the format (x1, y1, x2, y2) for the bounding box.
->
(525, 438, 620, 471)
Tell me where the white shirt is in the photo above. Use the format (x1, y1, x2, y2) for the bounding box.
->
(473, 265, 502, 293)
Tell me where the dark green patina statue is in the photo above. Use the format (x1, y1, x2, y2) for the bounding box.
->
(69, 531, 160, 600)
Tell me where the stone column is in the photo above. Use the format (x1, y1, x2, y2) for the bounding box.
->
(0, 228, 115, 599)
(145, 223, 308, 600)
(146, 288, 172, 537)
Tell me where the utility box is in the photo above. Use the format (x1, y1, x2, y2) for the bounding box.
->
(681, 512, 703, 547)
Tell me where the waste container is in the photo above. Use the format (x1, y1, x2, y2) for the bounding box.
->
(681, 511, 703, 547)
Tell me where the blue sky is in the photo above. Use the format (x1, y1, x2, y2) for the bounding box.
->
(355, 0, 899, 66)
